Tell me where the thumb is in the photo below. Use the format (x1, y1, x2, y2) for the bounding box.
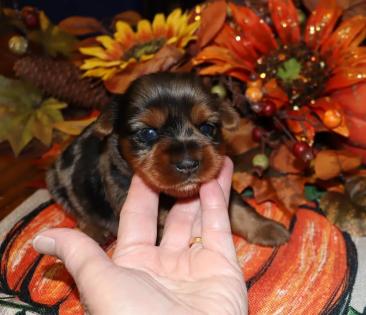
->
(33, 228, 112, 286)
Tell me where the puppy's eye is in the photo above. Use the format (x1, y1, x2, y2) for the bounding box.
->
(136, 128, 159, 143)
(199, 123, 217, 138)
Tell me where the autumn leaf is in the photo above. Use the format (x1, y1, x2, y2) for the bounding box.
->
(59, 16, 107, 35)
(197, 1, 227, 48)
(314, 150, 362, 180)
(270, 144, 305, 174)
(54, 116, 97, 135)
(28, 11, 78, 57)
(0, 76, 67, 155)
(233, 171, 308, 213)
(112, 10, 142, 28)
(222, 118, 257, 156)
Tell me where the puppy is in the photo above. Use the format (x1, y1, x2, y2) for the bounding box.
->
(47, 72, 290, 246)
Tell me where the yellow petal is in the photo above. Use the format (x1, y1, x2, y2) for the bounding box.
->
(82, 67, 117, 80)
(137, 19, 153, 41)
(79, 46, 108, 59)
(115, 21, 135, 44)
(81, 58, 121, 70)
(166, 37, 178, 45)
(140, 54, 155, 61)
(167, 9, 183, 35)
(152, 13, 167, 36)
(96, 35, 116, 50)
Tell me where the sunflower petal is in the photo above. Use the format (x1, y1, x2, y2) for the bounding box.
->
(114, 21, 135, 48)
(152, 13, 167, 37)
(79, 46, 108, 59)
(82, 67, 118, 80)
(229, 3, 277, 54)
(268, 0, 301, 45)
(137, 19, 153, 42)
(80, 58, 122, 70)
(96, 35, 115, 50)
(305, 0, 342, 50)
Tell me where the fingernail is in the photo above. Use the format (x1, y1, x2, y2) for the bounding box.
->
(33, 235, 56, 254)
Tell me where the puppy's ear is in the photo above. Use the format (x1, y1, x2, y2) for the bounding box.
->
(93, 101, 118, 138)
(219, 101, 240, 131)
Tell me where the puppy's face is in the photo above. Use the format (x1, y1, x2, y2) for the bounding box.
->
(100, 73, 238, 197)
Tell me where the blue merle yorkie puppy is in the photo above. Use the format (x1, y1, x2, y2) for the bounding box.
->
(47, 72, 290, 245)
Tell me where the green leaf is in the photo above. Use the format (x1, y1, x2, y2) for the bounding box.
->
(277, 58, 301, 83)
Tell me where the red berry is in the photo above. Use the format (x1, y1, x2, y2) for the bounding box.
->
(252, 127, 263, 142)
(22, 7, 39, 29)
(261, 101, 276, 117)
(292, 141, 312, 161)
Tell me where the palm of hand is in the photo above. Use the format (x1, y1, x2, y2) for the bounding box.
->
(109, 244, 246, 315)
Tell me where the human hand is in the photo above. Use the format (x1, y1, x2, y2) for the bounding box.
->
(33, 157, 248, 315)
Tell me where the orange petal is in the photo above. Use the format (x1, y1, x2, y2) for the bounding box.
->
(262, 79, 289, 109)
(321, 16, 366, 67)
(286, 107, 318, 141)
(268, 0, 301, 45)
(229, 3, 277, 55)
(305, 0, 342, 50)
(325, 67, 366, 91)
(214, 24, 258, 64)
(193, 46, 253, 71)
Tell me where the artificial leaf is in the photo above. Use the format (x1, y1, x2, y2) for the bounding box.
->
(54, 116, 97, 135)
(59, 16, 106, 35)
(28, 11, 78, 57)
(276, 58, 301, 83)
(233, 171, 307, 213)
(270, 144, 305, 174)
(314, 150, 362, 180)
(197, 1, 227, 48)
(112, 10, 142, 28)
(222, 118, 257, 156)
(0, 76, 67, 155)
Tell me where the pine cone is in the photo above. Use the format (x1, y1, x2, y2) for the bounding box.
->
(14, 55, 111, 108)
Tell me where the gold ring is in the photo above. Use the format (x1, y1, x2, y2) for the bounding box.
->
(190, 237, 202, 247)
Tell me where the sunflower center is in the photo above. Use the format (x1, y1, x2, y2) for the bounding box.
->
(123, 38, 166, 61)
(256, 43, 329, 107)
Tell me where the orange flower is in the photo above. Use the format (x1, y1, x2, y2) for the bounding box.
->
(193, 0, 366, 141)
(80, 9, 199, 93)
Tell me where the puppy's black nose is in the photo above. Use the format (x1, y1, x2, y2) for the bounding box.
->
(175, 159, 199, 174)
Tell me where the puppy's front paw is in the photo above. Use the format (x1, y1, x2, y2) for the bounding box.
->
(248, 221, 290, 247)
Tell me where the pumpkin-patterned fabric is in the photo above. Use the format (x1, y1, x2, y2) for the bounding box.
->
(0, 190, 364, 314)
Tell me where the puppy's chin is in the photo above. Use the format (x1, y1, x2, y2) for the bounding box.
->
(162, 182, 201, 198)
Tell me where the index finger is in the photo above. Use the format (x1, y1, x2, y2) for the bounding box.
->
(114, 175, 159, 255)
(200, 158, 237, 261)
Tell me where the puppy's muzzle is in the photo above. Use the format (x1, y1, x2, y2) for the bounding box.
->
(175, 159, 200, 174)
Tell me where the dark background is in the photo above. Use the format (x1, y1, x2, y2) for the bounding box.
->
(8, 0, 201, 22)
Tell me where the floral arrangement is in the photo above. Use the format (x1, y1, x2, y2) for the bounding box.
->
(1, 0, 366, 233)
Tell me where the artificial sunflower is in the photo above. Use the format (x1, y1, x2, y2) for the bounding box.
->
(193, 0, 366, 143)
(80, 9, 199, 93)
